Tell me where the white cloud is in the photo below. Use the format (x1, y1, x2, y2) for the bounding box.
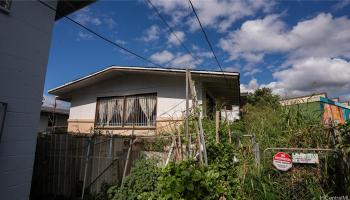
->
(73, 7, 104, 26)
(243, 68, 262, 76)
(240, 57, 350, 99)
(73, 7, 117, 40)
(147, 0, 189, 26)
(104, 18, 117, 29)
(149, 0, 274, 32)
(167, 31, 185, 46)
(240, 78, 259, 93)
(223, 66, 239, 72)
(332, 0, 350, 11)
(170, 53, 202, 68)
(115, 39, 127, 45)
(189, 45, 214, 59)
(150, 49, 203, 68)
(196, 51, 213, 58)
(191, 0, 274, 32)
(77, 31, 93, 40)
(220, 13, 350, 62)
(262, 57, 350, 99)
(241, 63, 263, 77)
(222, 13, 350, 98)
(149, 0, 188, 13)
(241, 53, 264, 63)
(142, 25, 161, 42)
(150, 50, 174, 64)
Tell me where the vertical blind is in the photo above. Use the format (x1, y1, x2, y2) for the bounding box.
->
(96, 94, 157, 127)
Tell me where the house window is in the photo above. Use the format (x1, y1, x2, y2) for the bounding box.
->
(96, 93, 157, 127)
(0, 0, 12, 13)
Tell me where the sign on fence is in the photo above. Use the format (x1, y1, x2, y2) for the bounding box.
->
(273, 152, 292, 171)
(292, 153, 319, 164)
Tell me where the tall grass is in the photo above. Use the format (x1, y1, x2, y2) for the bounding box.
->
(233, 104, 337, 199)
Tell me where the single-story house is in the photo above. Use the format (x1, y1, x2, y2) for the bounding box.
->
(38, 106, 69, 133)
(280, 93, 350, 124)
(49, 66, 240, 136)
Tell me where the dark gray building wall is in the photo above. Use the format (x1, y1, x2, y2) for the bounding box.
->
(0, 1, 57, 199)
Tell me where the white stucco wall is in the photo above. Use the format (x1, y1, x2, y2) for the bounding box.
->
(69, 73, 202, 122)
(0, 1, 57, 199)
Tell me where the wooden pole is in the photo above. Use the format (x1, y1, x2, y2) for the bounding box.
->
(165, 137, 175, 166)
(187, 71, 207, 166)
(195, 122, 203, 164)
(177, 128, 183, 161)
(254, 143, 260, 166)
(198, 116, 208, 166)
(81, 136, 93, 199)
(185, 69, 191, 158)
(121, 128, 134, 190)
(228, 120, 232, 144)
(109, 135, 114, 181)
(215, 110, 220, 143)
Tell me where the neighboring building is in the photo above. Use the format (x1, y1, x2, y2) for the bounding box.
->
(280, 93, 350, 124)
(0, 1, 92, 199)
(280, 93, 328, 106)
(49, 66, 240, 135)
(38, 106, 69, 133)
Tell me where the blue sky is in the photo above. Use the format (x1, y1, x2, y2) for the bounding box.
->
(44, 0, 350, 103)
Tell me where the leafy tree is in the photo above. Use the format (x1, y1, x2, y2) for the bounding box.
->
(246, 87, 280, 108)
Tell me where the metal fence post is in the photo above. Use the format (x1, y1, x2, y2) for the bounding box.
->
(254, 143, 260, 166)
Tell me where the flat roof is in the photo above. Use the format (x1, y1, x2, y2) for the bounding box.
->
(49, 66, 239, 95)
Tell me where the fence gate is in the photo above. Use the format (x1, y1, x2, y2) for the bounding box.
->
(30, 133, 140, 199)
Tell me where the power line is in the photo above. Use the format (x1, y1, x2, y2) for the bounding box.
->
(147, 0, 199, 66)
(37, 0, 162, 68)
(187, 0, 230, 87)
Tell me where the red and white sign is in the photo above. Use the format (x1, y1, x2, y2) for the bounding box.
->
(273, 152, 292, 171)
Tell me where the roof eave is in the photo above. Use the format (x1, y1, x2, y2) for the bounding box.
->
(48, 66, 240, 96)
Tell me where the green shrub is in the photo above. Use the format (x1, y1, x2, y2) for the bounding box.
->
(146, 160, 238, 200)
(107, 157, 160, 200)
